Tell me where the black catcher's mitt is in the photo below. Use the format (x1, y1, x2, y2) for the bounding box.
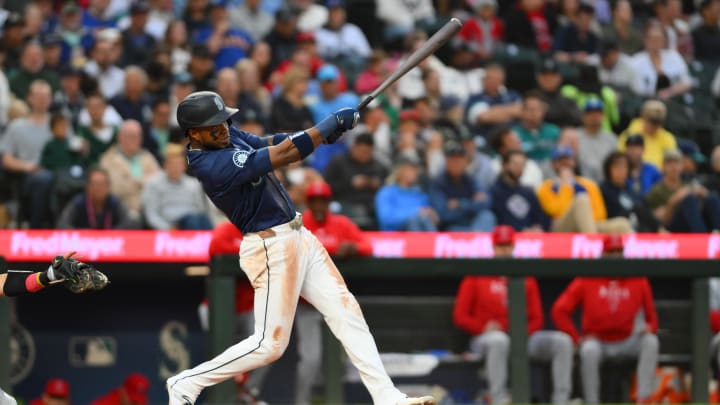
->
(51, 255, 110, 294)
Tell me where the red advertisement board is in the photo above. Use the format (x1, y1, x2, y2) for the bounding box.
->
(0, 230, 718, 262)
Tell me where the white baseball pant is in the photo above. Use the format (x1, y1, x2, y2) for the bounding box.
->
(470, 330, 573, 404)
(579, 333, 659, 404)
(168, 217, 405, 405)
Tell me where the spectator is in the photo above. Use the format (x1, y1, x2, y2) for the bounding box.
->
(169, 72, 196, 130)
(600, 0, 643, 55)
(216, 68, 241, 111)
(182, 0, 210, 37)
(489, 126, 544, 188)
(375, 157, 438, 231)
(653, 0, 692, 57)
(236, 59, 272, 118)
(148, 99, 172, 160)
(141, 144, 210, 230)
(588, 40, 637, 91)
(229, 0, 275, 41)
(551, 246, 659, 404)
(630, 23, 691, 99)
(0, 80, 55, 228)
(99, 120, 160, 222)
(1, 13, 27, 71)
(465, 64, 521, 138)
(376, 0, 436, 41)
(395, 109, 425, 164)
(560, 65, 619, 132)
(57, 167, 134, 229)
(355, 50, 388, 95)
(40, 114, 84, 172)
(90, 373, 149, 405)
(514, 91, 561, 164)
(307, 64, 359, 172)
(81, 0, 116, 31)
(8, 42, 60, 100)
(269, 68, 314, 132)
(533, 57, 582, 128)
(677, 138, 706, 182)
(618, 100, 677, 169)
(110, 66, 152, 128)
(504, 0, 558, 52)
(646, 149, 720, 232)
(41, 33, 64, 72)
(553, 3, 598, 63)
(429, 142, 495, 231)
(491, 150, 548, 231)
(324, 133, 387, 230)
(56, 4, 88, 66)
(600, 152, 659, 232)
(702, 145, 720, 194)
(78, 94, 120, 166)
(625, 134, 663, 196)
(235, 105, 266, 136)
(692, 0, 720, 61)
(576, 99, 617, 182)
(292, 0, 329, 32)
(458, 0, 504, 62)
(84, 38, 126, 99)
(264, 7, 299, 71)
(195, 3, 253, 71)
(164, 20, 191, 75)
(188, 45, 216, 91)
(537, 145, 632, 233)
(315, 0, 371, 62)
(453, 225, 573, 405)
(29, 378, 70, 405)
(120, 1, 156, 67)
(54, 66, 85, 130)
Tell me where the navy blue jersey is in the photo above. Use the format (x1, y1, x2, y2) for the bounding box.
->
(187, 126, 295, 234)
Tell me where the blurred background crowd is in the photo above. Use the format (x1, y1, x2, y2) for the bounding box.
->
(0, 0, 719, 233)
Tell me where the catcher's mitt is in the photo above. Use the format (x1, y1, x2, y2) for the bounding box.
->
(51, 255, 110, 294)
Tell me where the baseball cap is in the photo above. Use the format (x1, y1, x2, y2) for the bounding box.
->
(130, 0, 151, 14)
(191, 44, 212, 59)
(236, 106, 262, 124)
(444, 141, 465, 157)
(41, 33, 63, 48)
(492, 225, 515, 246)
(677, 138, 706, 163)
(3, 13, 24, 29)
(59, 65, 83, 78)
(551, 145, 575, 160)
(174, 71, 193, 84)
(325, 0, 346, 8)
(625, 134, 645, 147)
(663, 149, 683, 161)
(123, 373, 149, 405)
(44, 379, 70, 398)
(317, 64, 339, 81)
(641, 100, 667, 124)
(399, 109, 421, 123)
(583, 98, 604, 112)
(439, 95, 461, 113)
(306, 181, 332, 199)
(537, 57, 559, 74)
(275, 6, 297, 22)
(598, 40, 619, 57)
(296, 31, 315, 43)
(354, 132, 374, 146)
(603, 234, 624, 253)
(61, 3, 81, 15)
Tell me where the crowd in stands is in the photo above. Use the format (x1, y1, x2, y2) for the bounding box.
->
(0, 0, 719, 233)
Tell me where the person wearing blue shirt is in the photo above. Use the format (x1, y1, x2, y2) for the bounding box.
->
(308, 64, 360, 173)
(167, 91, 436, 405)
(81, 1, 116, 31)
(194, 3, 254, 70)
(375, 158, 438, 231)
(625, 134, 662, 195)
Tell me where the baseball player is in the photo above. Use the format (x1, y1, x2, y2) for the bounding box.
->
(0, 252, 108, 405)
(551, 235, 659, 404)
(168, 91, 435, 405)
(453, 225, 573, 404)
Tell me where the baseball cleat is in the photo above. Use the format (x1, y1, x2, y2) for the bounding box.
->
(395, 395, 437, 405)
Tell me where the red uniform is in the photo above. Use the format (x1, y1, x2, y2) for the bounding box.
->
(453, 276, 544, 336)
(551, 277, 658, 344)
(712, 310, 720, 334)
(302, 210, 371, 256)
(90, 373, 149, 405)
(207, 222, 254, 314)
(458, 17, 504, 48)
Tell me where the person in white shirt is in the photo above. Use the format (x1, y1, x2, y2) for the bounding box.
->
(315, 0, 371, 61)
(576, 99, 617, 183)
(229, 0, 275, 41)
(292, 0, 328, 32)
(377, 0, 436, 40)
(83, 38, 126, 99)
(587, 40, 637, 91)
(630, 23, 691, 99)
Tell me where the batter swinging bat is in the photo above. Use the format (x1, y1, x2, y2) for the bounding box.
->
(356, 17, 463, 110)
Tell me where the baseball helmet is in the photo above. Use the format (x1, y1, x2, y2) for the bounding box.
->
(306, 181, 332, 199)
(177, 91, 238, 132)
(492, 225, 515, 246)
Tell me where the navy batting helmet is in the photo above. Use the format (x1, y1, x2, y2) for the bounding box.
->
(177, 91, 238, 132)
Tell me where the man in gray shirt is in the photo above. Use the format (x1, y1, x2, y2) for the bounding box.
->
(228, 0, 274, 41)
(0, 79, 55, 228)
(577, 99, 617, 183)
(141, 144, 212, 230)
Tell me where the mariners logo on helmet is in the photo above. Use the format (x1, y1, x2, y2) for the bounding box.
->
(213, 96, 223, 111)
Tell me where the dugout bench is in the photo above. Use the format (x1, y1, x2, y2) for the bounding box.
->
(204, 257, 715, 405)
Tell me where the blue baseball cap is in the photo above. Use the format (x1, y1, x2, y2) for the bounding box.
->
(551, 145, 575, 160)
(317, 64, 339, 81)
(325, 0, 345, 8)
(583, 98, 604, 112)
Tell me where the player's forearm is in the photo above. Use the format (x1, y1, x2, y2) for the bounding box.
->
(268, 128, 324, 168)
(2, 268, 53, 297)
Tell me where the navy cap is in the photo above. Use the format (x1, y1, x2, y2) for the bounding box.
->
(439, 95, 461, 113)
(625, 134, 644, 147)
(537, 57, 559, 74)
(444, 141, 465, 157)
(583, 98, 604, 112)
(677, 138, 706, 163)
(130, 0, 151, 14)
(41, 33, 63, 48)
(59, 65, 83, 78)
(551, 145, 574, 160)
(325, 0, 346, 8)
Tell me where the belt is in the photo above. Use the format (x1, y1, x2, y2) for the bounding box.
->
(255, 214, 303, 239)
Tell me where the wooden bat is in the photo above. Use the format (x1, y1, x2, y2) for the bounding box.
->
(356, 18, 463, 110)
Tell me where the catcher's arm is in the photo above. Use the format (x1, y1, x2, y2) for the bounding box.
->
(1, 251, 75, 297)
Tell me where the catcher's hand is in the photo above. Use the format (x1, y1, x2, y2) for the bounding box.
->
(51, 252, 110, 294)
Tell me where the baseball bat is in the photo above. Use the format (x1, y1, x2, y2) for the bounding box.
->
(356, 17, 463, 110)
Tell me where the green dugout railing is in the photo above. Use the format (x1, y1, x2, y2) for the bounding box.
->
(207, 256, 715, 405)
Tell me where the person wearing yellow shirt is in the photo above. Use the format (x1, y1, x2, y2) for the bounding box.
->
(537, 146, 632, 233)
(617, 100, 677, 169)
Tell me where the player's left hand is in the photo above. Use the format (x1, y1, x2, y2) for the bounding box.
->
(334, 107, 359, 131)
(51, 254, 110, 294)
